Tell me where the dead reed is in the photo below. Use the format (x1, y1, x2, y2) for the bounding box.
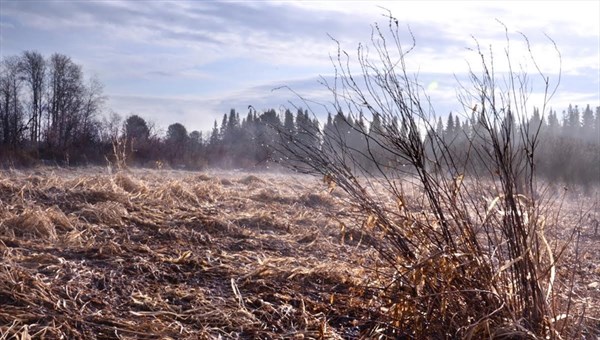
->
(0, 167, 391, 339)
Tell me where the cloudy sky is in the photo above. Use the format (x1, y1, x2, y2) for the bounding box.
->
(1, 0, 598, 133)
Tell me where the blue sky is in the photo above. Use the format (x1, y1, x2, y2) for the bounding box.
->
(1, 0, 598, 134)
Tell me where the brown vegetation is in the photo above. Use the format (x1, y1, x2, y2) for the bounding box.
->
(0, 167, 376, 339)
(0, 167, 598, 339)
(270, 13, 600, 338)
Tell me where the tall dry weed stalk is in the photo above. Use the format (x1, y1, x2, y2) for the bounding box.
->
(106, 137, 128, 172)
(277, 15, 578, 338)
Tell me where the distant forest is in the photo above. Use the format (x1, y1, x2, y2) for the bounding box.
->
(1, 51, 599, 186)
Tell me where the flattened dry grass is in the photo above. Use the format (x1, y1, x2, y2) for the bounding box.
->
(2, 208, 58, 240)
(0, 168, 597, 339)
(0, 167, 382, 339)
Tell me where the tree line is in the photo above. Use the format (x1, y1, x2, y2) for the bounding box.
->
(1, 51, 104, 164)
(0, 51, 288, 169)
(114, 107, 309, 169)
(431, 105, 600, 186)
(283, 106, 599, 187)
(1, 51, 598, 185)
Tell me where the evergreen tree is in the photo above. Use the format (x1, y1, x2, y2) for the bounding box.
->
(581, 104, 595, 141)
(123, 115, 150, 141)
(209, 120, 219, 146)
(294, 109, 320, 160)
(322, 112, 335, 156)
(454, 116, 461, 135)
(595, 106, 600, 142)
(547, 109, 560, 135)
(333, 111, 351, 139)
(255, 109, 281, 165)
(529, 107, 542, 127)
(121, 115, 153, 164)
(219, 113, 228, 138)
(349, 112, 370, 171)
(226, 108, 239, 135)
(239, 108, 259, 167)
(165, 123, 188, 165)
(188, 130, 204, 168)
(366, 112, 386, 170)
(435, 117, 444, 136)
(283, 109, 295, 135)
(462, 119, 471, 137)
(445, 112, 455, 140)
(566, 104, 581, 135)
(325, 112, 333, 131)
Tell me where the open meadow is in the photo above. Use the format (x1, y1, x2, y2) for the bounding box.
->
(0, 167, 598, 339)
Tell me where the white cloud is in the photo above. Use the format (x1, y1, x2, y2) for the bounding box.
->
(2, 0, 597, 131)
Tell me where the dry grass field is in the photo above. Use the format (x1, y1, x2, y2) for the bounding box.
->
(0, 167, 598, 339)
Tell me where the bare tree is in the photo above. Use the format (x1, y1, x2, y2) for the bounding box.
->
(45, 53, 103, 161)
(0, 56, 25, 148)
(277, 15, 576, 338)
(76, 76, 104, 143)
(100, 110, 122, 144)
(20, 51, 46, 145)
(47, 53, 83, 150)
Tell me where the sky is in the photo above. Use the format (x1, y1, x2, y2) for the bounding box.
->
(1, 0, 599, 134)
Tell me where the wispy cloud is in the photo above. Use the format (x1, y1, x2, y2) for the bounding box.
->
(1, 0, 597, 133)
